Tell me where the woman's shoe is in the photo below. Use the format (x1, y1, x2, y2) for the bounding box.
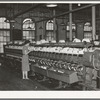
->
(22, 78, 25, 79)
(26, 78, 29, 79)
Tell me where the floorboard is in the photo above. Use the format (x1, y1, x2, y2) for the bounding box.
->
(0, 65, 48, 90)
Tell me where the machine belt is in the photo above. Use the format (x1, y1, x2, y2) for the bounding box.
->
(6, 54, 22, 59)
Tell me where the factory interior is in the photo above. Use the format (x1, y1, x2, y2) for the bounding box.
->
(0, 3, 100, 91)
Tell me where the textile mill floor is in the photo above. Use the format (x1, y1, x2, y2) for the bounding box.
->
(0, 64, 83, 90)
(0, 65, 48, 90)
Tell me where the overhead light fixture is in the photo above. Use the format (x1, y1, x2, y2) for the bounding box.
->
(4, 19, 9, 23)
(60, 19, 65, 26)
(60, 22, 65, 26)
(9, 19, 16, 23)
(4, 19, 16, 23)
(27, 26, 32, 29)
(49, 20, 53, 23)
(46, 4, 57, 7)
(78, 3, 81, 6)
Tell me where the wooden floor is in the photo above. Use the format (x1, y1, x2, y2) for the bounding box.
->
(0, 62, 84, 91)
(0, 65, 48, 90)
(0, 55, 84, 91)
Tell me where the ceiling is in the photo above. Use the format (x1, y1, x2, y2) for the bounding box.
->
(0, 3, 99, 23)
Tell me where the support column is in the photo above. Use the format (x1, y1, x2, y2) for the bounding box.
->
(92, 6, 96, 40)
(35, 22, 37, 41)
(76, 22, 84, 40)
(10, 23, 13, 41)
(53, 9, 57, 42)
(69, 4, 72, 41)
(42, 13, 44, 39)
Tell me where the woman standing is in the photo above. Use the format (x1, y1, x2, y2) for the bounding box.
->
(22, 44, 30, 79)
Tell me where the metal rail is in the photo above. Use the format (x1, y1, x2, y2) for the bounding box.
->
(14, 4, 41, 18)
(36, 4, 97, 23)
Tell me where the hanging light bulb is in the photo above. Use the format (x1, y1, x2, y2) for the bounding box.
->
(78, 3, 81, 6)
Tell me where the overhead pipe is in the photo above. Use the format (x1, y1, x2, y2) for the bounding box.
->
(14, 4, 41, 18)
(92, 6, 96, 40)
(36, 4, 97, 23)
(69, 4, 72, 41)
(53, 9, 57, 42)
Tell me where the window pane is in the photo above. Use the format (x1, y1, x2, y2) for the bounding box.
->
(0, 17, 10, 53)
(46, 20, 53, 30)
(84, 22, 92, 39)
(0, 18, 10, 29)
(23, 18, 35, 39)
(0, 25, 10, 53)
(66, 22, 76, 31)
(46, 20, 55, 41)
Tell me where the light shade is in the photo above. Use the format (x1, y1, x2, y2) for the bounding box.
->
(46, 4, 57, 7)
(60, 19, 66, 26)
(49, 20, 53, 23)
(27, 26, 32, 29)
(4, 19, 9, 23)
(9, 19, 16, 23)
(4, 19, 16, 23)
(60, 22, 65, 26)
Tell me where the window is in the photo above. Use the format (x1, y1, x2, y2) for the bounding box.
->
(23, 18, 35, 40)
(84, 22, 92, 39)
(0, 17, 10, 29)
(46, 20, 53, 30)
(66, 22, 76, 31)
(84, 22, 92, 31)
(46, 20, 55, 41)
(0, 17, 10, 53)
(66, 22, 76, 39)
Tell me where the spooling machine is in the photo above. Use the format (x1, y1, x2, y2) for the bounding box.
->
(3, 40, 100, 89)
(29, 42, 100, 89)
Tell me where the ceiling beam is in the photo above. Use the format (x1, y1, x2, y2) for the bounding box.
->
(36, 4, 97, 23)
(14, 4, 41, 18)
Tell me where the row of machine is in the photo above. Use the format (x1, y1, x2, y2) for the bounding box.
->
(3, 40, 100, 90)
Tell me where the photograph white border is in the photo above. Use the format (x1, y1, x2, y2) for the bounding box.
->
(0, 1, 99, 98)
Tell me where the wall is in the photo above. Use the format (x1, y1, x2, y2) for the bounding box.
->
(14, 17, 22, 30)
(0, 9, 6, 17)
(57, 19, 66, 42)
(76, 22, 84, 40)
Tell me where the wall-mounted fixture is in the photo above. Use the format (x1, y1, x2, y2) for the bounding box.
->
(48, 20, 53, 23)
(10, 19, 16, 23)
(60, 19, 65, 26)
(5, 4, 16, 23)
(46, 4, 57, 7)
(27, 26, 32, 29)
(27, 22, 31, 29)
(5, 19, 16, 23)
(4, 19, 9, 23)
